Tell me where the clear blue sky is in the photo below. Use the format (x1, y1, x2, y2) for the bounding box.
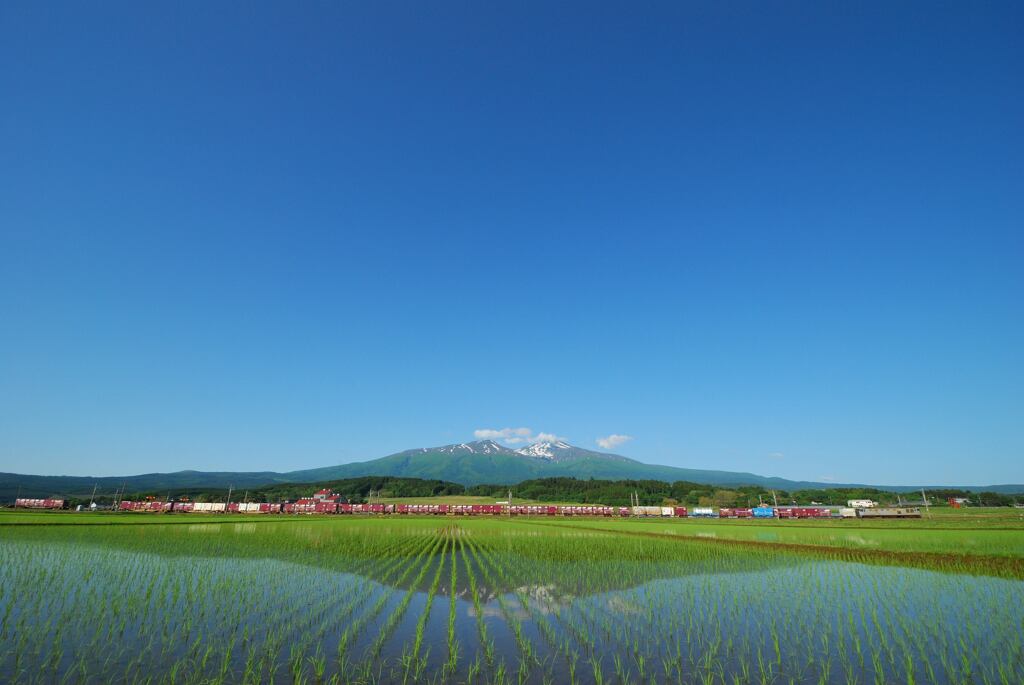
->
(2, 2, 1021, 485)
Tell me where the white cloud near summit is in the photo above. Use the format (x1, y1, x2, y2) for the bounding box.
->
(474, 427, 565, 445)
(474, 427, 531, 443)
(533, 432, 566, 443)
(596, 434, 632, 450)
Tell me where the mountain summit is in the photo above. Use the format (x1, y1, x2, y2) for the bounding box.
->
(422, 440, 514, 456)
(409, 438, 639, 463)
(514, 441, 635, 463)
(407, 439, 636, 463)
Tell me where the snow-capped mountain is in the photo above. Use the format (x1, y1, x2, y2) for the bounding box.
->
(423, 440, 516, 456)
(10, 437, 1018, 495)
(405, 439, 636, 463)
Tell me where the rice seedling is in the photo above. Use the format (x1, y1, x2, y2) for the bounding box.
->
(0, 514, 1021, 683)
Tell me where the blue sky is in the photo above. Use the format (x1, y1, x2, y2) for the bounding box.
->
(1, 2, 1021, 485)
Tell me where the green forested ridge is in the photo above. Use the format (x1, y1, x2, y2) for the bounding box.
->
(4, 441, 1022, 501)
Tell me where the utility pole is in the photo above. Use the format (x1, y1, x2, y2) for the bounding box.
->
(921, 489, 930, 518)
(14, 485, 21, 508)
(771, 490, 778, 508)
(226, 484, 234, 513)
(89, 483, 98, 509)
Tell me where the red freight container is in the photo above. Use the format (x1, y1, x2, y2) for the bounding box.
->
(674, 507, 688, 517)
(15, 498, 65, 509)
(719, 508, 734, 518)
(314, 501, 337, 514)
(174, 502, 195, 512)
(789, 507, 830, 519)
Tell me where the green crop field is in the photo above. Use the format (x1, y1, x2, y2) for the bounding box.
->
(1, 513, 1022, 684)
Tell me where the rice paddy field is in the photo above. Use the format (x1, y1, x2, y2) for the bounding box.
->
(1, 513, 1023, 684)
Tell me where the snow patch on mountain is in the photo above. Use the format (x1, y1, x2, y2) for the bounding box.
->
(515, 441, 572, 459)
(428, 440, 509, 455)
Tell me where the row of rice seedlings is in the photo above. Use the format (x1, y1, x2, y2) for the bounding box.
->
(468, 531, 579, 675)
(458, 526, 495, 675)
(402, 529, 452, 682)
(445, 532, 459, 679)
(462, 529, 546, 684)
(335, 528, 442, 671)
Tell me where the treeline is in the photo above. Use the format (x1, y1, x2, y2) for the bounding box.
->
(250, 476, 463, 503)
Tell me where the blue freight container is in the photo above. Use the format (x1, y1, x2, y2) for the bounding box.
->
(752, 507, 775, 518)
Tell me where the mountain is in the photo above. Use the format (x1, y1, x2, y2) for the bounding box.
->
(3, 440, 1022, 499)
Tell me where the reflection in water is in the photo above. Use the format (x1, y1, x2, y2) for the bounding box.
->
(0, 522, 1021, 684)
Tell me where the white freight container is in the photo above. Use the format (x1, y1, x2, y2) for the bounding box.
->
(632, 506, 663, 516)
(840, 508, 857, 518)
(661, 507, 674, 517)
(193, 502, 226, 512)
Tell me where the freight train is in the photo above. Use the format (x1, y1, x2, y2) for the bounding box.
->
(108, 492, 922, 519)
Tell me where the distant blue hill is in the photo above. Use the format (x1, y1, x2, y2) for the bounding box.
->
(2, 439, 1021, 499)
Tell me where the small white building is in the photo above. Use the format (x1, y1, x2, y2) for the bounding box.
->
(847, 499, 877, 508)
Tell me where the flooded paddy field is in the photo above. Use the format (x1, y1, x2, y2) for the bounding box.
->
(1, 516, 1022, 684)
